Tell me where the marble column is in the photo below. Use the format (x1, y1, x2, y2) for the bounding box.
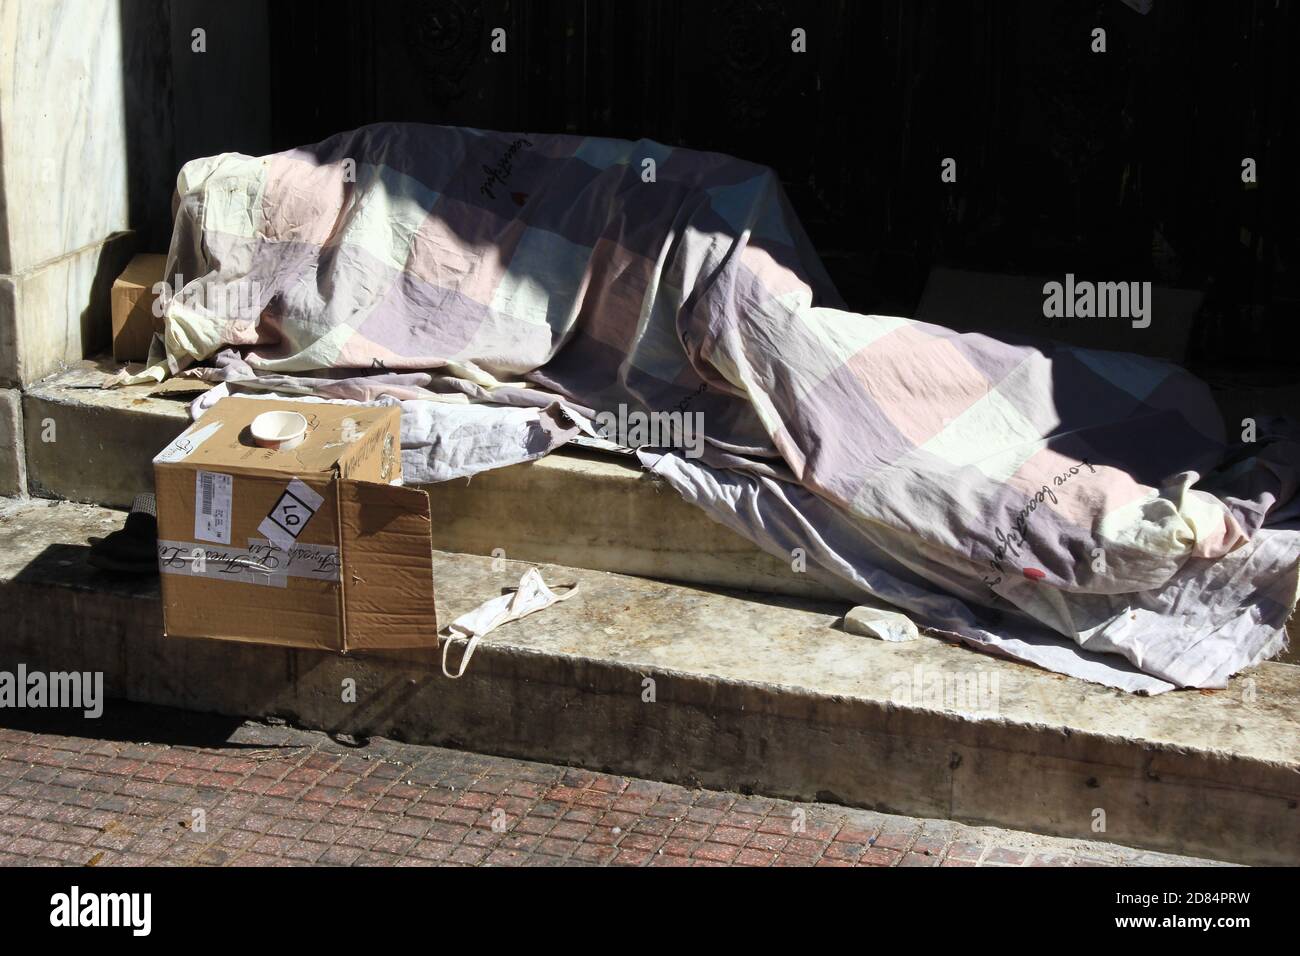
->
(0, 0, 186, 495)
(0, 1, 270, 495)
(0, 0, 144, 388)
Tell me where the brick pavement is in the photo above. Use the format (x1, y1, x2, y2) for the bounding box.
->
(0, 703, 1226, 867)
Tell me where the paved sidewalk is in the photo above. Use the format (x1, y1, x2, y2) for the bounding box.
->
(0, 703, 1225, 867)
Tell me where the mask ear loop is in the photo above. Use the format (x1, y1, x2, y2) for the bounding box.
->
(440, 581, 580, 679)
(441, 630, 482, 680)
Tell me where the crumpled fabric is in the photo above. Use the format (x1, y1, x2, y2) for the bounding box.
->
(185, 368, 587, 484)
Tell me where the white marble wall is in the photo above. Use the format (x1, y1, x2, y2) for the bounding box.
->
(0, 0, 134, 386)
(0, 0, 270, 389)
(0, 231, 136, 384)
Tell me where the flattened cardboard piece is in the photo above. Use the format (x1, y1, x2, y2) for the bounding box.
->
(149, 377, 214, 400)
(339, 480, 438, 651)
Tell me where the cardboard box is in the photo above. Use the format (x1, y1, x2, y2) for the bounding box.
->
(153, 397, 437, 651)
(111, 254, 167, 362)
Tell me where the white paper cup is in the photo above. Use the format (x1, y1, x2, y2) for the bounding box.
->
(250, 410, 308, 451)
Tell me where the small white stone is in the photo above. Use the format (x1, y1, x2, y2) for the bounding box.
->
(844, 606, 919, 642)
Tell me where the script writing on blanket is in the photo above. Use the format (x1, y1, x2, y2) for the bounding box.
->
(480, 137, 533, 200)
(983, 459, 1097, 591)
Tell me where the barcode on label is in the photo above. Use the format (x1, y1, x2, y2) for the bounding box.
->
(193, 471, 232, 545)
(200, 472, 215, 516)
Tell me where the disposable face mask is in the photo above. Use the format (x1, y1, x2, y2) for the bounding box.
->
(441, 568, 579, 678)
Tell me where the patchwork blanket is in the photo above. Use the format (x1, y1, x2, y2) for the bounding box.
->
(131, 122, 1300, 692)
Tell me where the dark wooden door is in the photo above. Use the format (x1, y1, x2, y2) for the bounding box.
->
(267, 0, 1300, 378)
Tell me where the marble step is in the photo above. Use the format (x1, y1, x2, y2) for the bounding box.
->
(19, 358, 1298, 659)
(21, 358, 836, 602)
(1, 497, 1296, 865)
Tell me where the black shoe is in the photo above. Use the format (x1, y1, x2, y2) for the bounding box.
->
(88, 493, 159, 575)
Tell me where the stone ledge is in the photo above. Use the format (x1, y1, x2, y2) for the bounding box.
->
(19, 358, 1300, 656)
(22, 358, 839, 600)
(0, 388, 24, 497)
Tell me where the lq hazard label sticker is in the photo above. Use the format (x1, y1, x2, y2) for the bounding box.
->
(257, 479, 323, 550)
